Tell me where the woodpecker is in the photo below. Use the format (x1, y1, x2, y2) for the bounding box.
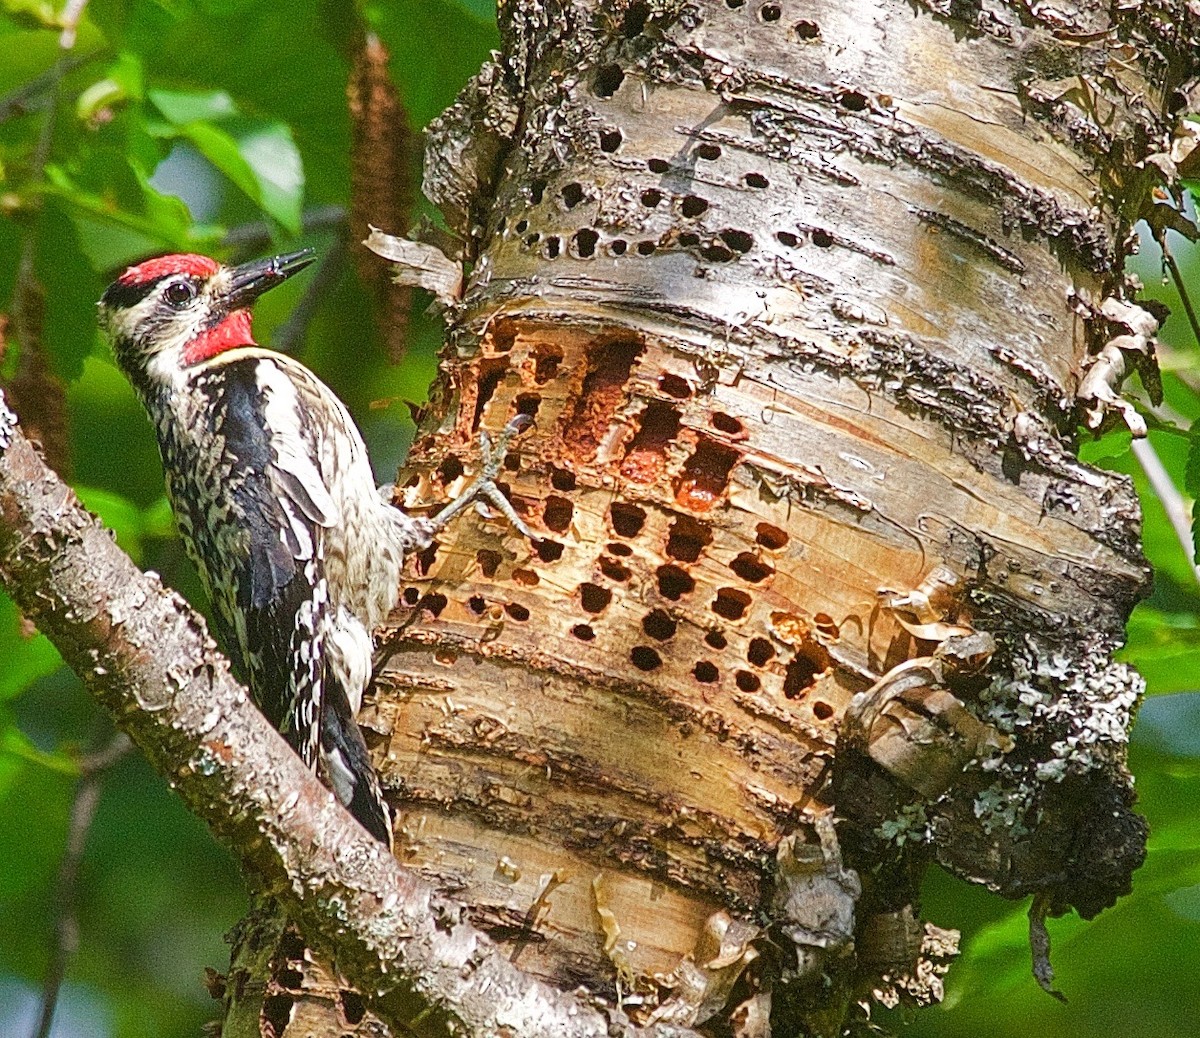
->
(98, 249, 530, 846)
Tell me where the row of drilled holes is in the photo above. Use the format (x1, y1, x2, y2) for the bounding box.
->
(617, 0, 818, 37)
(595, 71, 865, 122)
(725, 0, 822, 42)
(515, 226, 758, 263)
(513, 224, 849, 263)
(611, 502, 788, 552)
(569, 619, 830, 708)
(424, 579, 826, 704)
(403, 589, 833, 716)
(513, 226, 839, 261)
(575, 576, 756, 617)
(513, 171, 753, 262)
(595, 14, 822, 100)
(557, 178, 763, 213)
(777, 228, 834, 249)
(525, 158, 765, 202)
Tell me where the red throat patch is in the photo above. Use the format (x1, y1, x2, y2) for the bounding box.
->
(119, 253, 220, 285)
(182, 311, 257, 366)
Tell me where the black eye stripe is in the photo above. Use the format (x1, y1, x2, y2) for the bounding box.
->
(101, 275, 198, 311)
(101, 276, 166, 310)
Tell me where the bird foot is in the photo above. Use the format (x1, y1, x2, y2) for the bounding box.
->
(427, 416, 534, 539)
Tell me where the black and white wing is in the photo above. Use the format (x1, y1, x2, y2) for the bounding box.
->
(176, 354, 391, 844)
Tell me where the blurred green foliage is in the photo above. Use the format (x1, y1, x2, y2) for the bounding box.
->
(0, 2, 1197, 1037)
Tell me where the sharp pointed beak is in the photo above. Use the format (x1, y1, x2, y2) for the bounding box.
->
(225, 249, 315, 309)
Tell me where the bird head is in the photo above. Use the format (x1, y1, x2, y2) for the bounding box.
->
(98, 249, 314, 389)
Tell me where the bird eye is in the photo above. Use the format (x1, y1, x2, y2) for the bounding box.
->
(164, 281, 196, 308)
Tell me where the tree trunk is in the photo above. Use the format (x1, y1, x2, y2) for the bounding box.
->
(227, 0, 1196, 1033)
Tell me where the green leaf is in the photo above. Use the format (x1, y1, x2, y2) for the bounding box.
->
(73, 486, 180, 564)
(1184, 422, 1200, 498)
(0, 27, 63, 94)
(41, 152, 199, 259)
(141, 495, 177, 539)
(1120, 607, 1200, 696)
(0, 594, 61, 702)
(149, 87, 304, 232)
(172, 119, 261, 208)
(178, 119, 303, 233)
(1088, 432, 1200, 592)
(0, 724, 74, 900)
(1077, 426, 1133, 466)
(148, 85, 237, 124)
(35, 200, 103, 380)
(1186, 426, 1200, 577)
(0, 19, 103, 95)
(230, 120, 303, 234)
(1, 1, 59, 27)
(0, 723, 78, 777)
(445, 0, 496, 20)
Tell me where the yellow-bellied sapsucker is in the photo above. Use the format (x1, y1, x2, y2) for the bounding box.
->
(99, 249, 529, 845)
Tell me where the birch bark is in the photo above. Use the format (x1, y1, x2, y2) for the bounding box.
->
(239, 0, 1196, 1033)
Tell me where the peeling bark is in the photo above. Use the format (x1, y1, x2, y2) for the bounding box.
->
(256, 0, 1196, 1033)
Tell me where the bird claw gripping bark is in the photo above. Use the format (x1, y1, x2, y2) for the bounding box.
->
(428, 414, 534, 540)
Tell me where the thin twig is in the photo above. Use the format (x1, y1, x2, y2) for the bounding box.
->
(1131, 436, 1200, 586)
(31, 733, 132, 1038)
(1162, 235, 1200, 351)
(0, 53, 91, 123)
(58, 0, 91, 49)
(222, 205, 347, 249)
(271, 234, 347, 356)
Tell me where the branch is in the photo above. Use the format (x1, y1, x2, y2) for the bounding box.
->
(1162, 234, 1200, 352)
(0, 395, 699, 1038)
(1131, 436, 1200, 586)
(33, 733, 132, 1038)
(222, 205, 347, 249)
